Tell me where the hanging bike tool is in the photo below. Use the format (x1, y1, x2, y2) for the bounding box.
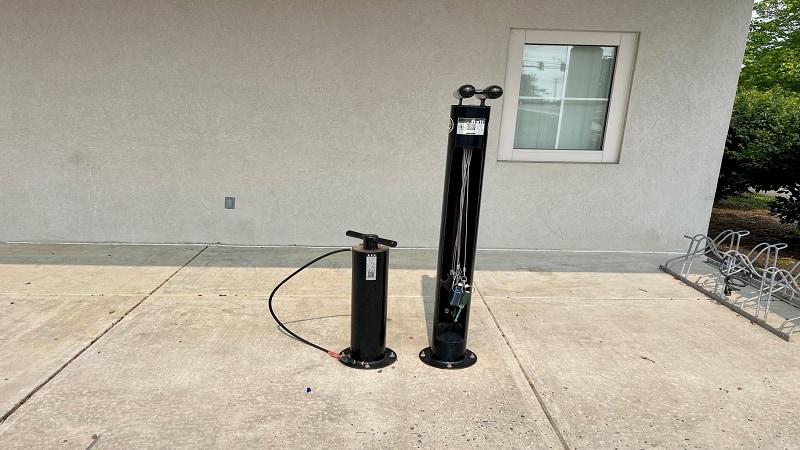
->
(419, 84, 503, 369)
(340, 230, 398, 369)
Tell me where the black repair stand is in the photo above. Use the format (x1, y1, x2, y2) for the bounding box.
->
(420, 85, 502, 369)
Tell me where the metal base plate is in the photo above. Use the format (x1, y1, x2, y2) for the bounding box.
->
(339, 347, 397, 370)
(418, 347, 477, 369)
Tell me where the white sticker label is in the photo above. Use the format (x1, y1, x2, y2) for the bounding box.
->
(456, 118, 485, 136)
(366, 254, 377, 281)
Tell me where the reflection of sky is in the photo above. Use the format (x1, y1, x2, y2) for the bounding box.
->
(521, 45, 615, 99)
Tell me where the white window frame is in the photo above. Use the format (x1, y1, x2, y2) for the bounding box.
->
(498, 29, 638, 163)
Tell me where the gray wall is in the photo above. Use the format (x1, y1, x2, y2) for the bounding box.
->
(0, 0, 753, 250)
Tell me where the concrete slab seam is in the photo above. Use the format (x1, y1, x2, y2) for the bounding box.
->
(0, 246, 209, 425)
(476, 287, 571, 450)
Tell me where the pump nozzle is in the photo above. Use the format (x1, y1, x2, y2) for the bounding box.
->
(346, 230, 397, 250)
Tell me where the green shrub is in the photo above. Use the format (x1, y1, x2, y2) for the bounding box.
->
(718, 89, 800, 225)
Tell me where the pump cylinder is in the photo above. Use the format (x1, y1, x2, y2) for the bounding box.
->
(349, 244, 390, 362)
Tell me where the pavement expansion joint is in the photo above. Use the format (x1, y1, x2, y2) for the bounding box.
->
(0, 246, 209, 425)
(476, 287, 571, 450)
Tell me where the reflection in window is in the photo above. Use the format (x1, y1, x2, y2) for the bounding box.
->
(514, 45, 616, 150)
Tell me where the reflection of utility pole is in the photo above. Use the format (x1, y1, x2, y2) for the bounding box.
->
(551, 56, 564, 100)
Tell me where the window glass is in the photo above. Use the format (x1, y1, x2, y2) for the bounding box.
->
(514, 44, 616, 150)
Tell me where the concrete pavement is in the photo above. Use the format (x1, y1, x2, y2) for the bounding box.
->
(0, 244, 798, 449)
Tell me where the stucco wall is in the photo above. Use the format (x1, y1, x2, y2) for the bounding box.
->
(0, 0, 753, 250)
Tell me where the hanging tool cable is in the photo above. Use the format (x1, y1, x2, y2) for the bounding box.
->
(448, 146, 474, 321)
(451, 146, 472, 284)
(461, 146, 472, 277)
(268, 247, 357, 364)
(450, 147, 466, 286)
(456, 147, 474, 321)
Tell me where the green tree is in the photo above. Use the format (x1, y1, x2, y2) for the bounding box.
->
(717, 0, 800, 226)
(519, 72, 548, 97)
(739, 0, 800, 92)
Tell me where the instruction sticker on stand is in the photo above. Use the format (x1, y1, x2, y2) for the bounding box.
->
(366, 254, 377, 280)
(456, 118, 485, 136)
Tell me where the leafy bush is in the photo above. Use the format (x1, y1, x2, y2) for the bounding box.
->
(718, 88, 800, 225)
(773, 194, 800, 224)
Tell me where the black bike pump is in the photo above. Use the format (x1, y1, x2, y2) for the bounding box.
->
(340, 230, 398, 369)
(419, 84, 503, 369)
